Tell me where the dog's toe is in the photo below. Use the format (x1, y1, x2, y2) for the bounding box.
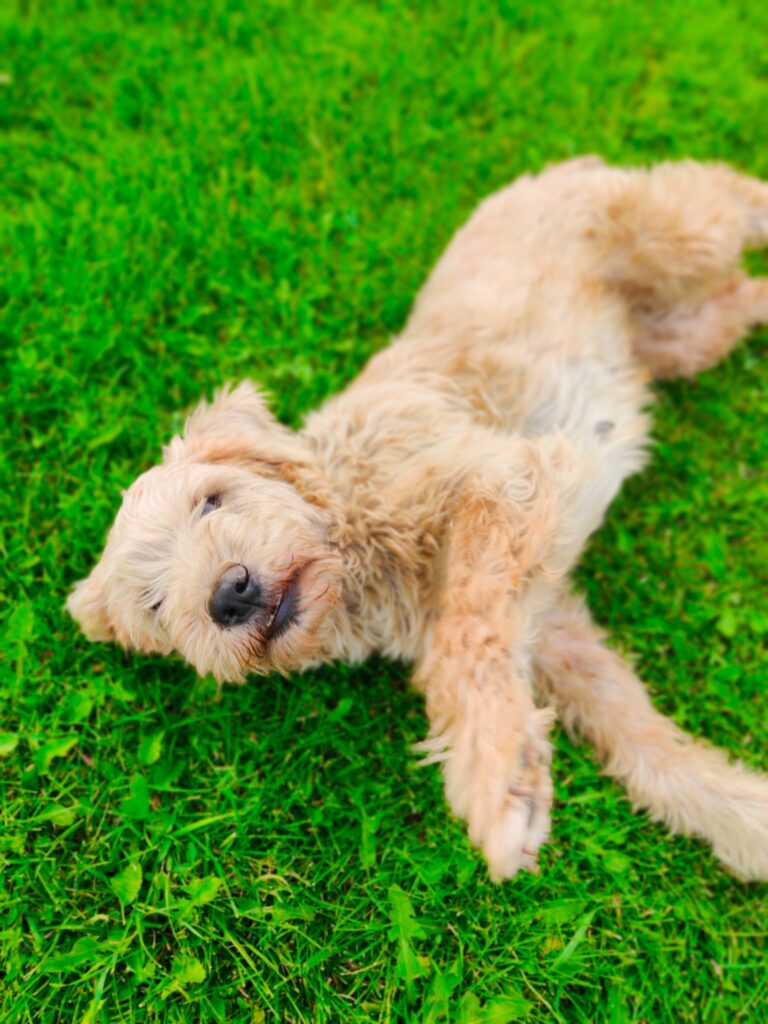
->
(482, 789, 551, 882)
(478, 761, 553, 882)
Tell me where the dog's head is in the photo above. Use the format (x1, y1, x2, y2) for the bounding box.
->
(67, 382, 344, 682)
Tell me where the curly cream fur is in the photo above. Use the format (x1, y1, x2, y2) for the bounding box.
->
(68, 157, 768, 882)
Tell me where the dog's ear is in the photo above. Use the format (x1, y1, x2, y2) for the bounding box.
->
(66, 563, 115, 642)
(166, 381, 311, 477)
(182, 381, 277, 444)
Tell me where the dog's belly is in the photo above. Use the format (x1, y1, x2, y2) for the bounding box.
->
(518, 351, 651, 477)
(519, 350, 652, 563)
(353, 328, 651, 493)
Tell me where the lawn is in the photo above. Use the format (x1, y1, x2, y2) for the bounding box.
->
(1, 0, 767, 1020)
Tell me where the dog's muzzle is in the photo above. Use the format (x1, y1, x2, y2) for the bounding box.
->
(208, 564, 265, 628)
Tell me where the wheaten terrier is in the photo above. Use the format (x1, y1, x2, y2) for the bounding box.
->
(68, 157, 768, 882)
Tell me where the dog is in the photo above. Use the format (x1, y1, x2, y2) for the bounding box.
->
(68, 157, 768, 882)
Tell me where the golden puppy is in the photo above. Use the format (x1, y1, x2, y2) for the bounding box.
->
(68, 158, 768, 881)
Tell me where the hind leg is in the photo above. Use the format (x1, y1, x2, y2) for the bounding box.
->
(634, 272, 768, 379)
(597, 162, 768, 377)
(600, 161, 768, 303)
(533, 593, 768, 880)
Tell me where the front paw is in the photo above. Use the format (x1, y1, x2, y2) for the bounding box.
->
(423, 707, 555, 882)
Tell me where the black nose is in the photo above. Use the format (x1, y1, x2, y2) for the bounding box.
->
(209, 565, 264, 627)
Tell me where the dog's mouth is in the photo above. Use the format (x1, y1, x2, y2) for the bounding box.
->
(264, 572, 301, 642)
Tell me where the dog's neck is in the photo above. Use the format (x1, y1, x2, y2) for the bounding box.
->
(285, 432, 447, 665)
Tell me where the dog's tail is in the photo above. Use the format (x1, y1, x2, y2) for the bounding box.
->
(534, 594, 768, 881)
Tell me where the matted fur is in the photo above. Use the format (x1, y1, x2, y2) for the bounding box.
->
(68, 158, 768, 882)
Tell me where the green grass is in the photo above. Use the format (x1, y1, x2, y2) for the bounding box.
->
(1, 0, 767, 1020)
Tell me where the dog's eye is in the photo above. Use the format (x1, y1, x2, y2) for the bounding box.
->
(201, 494, 222, 516)
(151, 599, 164, 614)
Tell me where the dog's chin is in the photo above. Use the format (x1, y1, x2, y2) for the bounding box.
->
(264, 572, 302, 644)
(265, 556, 343, 674)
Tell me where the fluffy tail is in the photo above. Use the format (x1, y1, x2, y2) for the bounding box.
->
(534, 594, 768, 881)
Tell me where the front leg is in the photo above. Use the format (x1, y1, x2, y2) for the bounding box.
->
(414, 450, 573, 881)
(416, 638, 555, 881)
